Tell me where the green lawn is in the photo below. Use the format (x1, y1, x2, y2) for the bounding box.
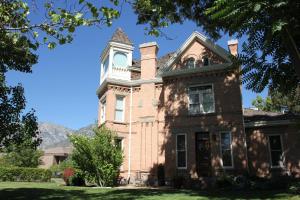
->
(0, 182, 299, 200)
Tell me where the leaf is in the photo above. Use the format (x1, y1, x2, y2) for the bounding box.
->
(33, 32, 38, 38)
(51, 14, 61, 23)
(48, 42, 56, 49)
(68, 26, 75, 33)
(79, 0, 84, 4)
(253, 3, 261, 12)
(272, 20, 287, 34)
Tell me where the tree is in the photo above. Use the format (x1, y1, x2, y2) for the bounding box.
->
(1, 144, 43, 168)
(269, 87, 300, 113)
(132, 0, 300, 94)
(69, 126, 123, 187)
(0, 0, 121, 149)
(251, 95, 275, 112)
(251, 87, 300, 113)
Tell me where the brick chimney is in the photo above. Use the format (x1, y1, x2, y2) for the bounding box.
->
(228, 39, 238, 56)
(139, 42, 159, 80)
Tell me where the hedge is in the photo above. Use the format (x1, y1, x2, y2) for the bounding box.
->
(0, 167, 52, 182)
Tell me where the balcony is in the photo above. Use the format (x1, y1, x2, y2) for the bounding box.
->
(100, 66, 131, 85)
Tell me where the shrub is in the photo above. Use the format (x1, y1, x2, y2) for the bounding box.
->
(289, 181, 300, 194)
(63, 168, 85, 186)
(0, 167, 51, 182)
(69, 171, 85, 186)
(63, 168, 75, 185)
(50, 158, 74, 178)
(1, 145, 43, 168)
(157, 164, 165, 186)
(69, 126, 123, 187)
(173, 175, 186, 189)
(215, 174, 233, 189)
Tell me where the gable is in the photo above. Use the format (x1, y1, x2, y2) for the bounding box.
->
(159, 31, 232, 76)
(171, 40, 227, 70)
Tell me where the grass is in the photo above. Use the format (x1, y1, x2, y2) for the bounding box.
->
(0, 181, 299, 200)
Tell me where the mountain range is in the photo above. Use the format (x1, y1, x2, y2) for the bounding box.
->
(38, 122, 96, 150)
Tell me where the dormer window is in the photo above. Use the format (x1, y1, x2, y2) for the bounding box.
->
(185, 57, 195, 69)
(113, 52, 127, 68)
(203, 57, 209, 66)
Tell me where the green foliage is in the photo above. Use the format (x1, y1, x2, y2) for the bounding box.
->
(252, 87, 300, 113)
(270, 87, 300, 113)
(50, 158, 74, 177)
(252, 95, 276, 112)
(1, 145, 43, 168)
(0, 0, 122, 150)
(133, 0, 300, 95)
(70, 126, 123, 187)
(0, 166, 51, 182)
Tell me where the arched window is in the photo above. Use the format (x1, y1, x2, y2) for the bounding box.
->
(185, 57, 195, 69)
(203, 57, 209, 66)
(113, 52, 127, 68)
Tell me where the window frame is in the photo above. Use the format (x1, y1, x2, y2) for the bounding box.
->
(100, 96, 106, 124)
(114, 137, 124, 170)
(176, 133, 187, 169)
(185, 57, 196, 69)
(187, 84, 215, 115)
(202, 57, 210, 66)
(112, 51, 128, 68)
(114, 95, 125, 122)
(267, 134, 284, 168)
(219, 131, 234, 169)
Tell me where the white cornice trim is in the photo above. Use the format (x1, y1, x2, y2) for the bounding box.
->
(100, 42, 134, 60)
(244, 120, 293, 128)
(96, 77, 162, 96)
(161, 63, 233, 77)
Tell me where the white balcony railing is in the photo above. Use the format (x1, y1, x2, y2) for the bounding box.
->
(100, 66, 131, 85)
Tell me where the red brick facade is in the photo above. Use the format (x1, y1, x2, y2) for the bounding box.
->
(97, 29, 300, 184)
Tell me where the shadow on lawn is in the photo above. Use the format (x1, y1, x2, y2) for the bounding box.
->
(0, 187, 295, 200)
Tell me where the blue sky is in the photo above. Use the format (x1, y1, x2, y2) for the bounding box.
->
(6, 3, 267, 129)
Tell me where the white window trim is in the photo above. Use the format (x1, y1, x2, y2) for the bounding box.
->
(115, 137, 124, 171)
(219, 131, 234, 169)
(202, 56, 210, 66)
(186, 57, 196, 69)
(187, 83, 215, 115)
(100, 95, 107, 124)
(114, 95, 125, 122)
(267, 134, 284, 168)
(112, 50, 129, 68)
(176, 133, 187, 169)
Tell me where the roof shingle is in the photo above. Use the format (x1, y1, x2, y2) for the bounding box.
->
(110, 27, 132, 45)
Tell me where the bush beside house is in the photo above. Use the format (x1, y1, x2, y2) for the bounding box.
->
(0, 167, 51, 182)
(69, 126, 123, 187)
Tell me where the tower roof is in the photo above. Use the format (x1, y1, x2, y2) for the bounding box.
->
(110, 28, 132, 45)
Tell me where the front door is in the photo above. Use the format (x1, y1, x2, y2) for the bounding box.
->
(195, 132, 211, 176)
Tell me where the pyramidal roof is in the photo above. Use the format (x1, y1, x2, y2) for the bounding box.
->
(110, 28, 132, 45)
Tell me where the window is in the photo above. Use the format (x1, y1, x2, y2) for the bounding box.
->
(113, 52, 127, 68)
(176, 134, 187, 169)
(185, 57, 195, 69)
(203, 57, 209, 66)
(268, 135, 283, 167)
(100, 98, 106, 123)
(103, 57, 109, 73)
(115, 138, 123, 150)
(188, 85, 215, 114)
(220, 132, 233, 168)
(115, 95, 125, 122)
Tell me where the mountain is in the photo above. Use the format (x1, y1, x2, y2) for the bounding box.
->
(38, 122, 95, 150)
